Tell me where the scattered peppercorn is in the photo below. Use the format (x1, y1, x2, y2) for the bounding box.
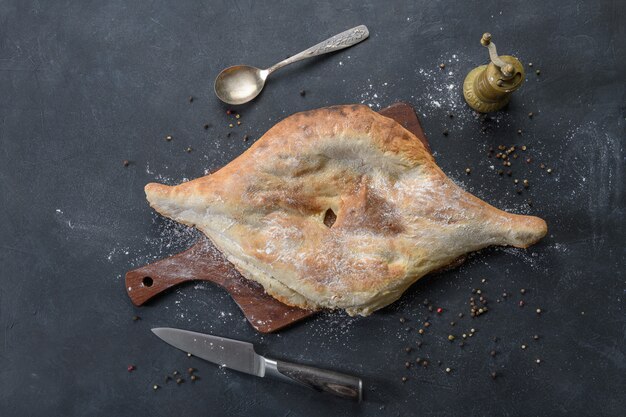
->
(418, 328, 424, 334)
(176, 378, 184, 384)
(536, 308, 542, 314)
(243, 134, 249, 142)
(528, 62, 533, 67)
(465, 168, 471, 174)
(123, 160, 130, 167)
(442, 129, 449, 136)
(399, 317, 406, 323)
(445, 367, 451, 373)
(424, 322, 430, 327)
(165, 135, 172, 141)
(229, 123, 234, 128)
(127, 365, 136, 372)
(188, 368, 195, 374)
(405, 361, 411, 368)
(401, 376, 408, 382)
(191, 375, 198, 381)
(533, 335, 540, 340)
(520, 289, 526, 295)
(235, 114, 240, 119)
(204, 124, 210, 130)
(506, 170, 512, 176)
(405, 347, 412, 353)
(490, 350, 496, 357)
(173, 371, 180, 376)
(450, 321, 456, 326)
(458, 313, 464, 318)
(528, 112, 533, 118)
(519, 300, 525, 307)
(185, 147, 192, 153)
(422, 360, 429, 367)
(153, 384, 159, 390)
(547, 168, 553, 174)
(300, 90, 306, 96)
(237, 121, 241, 126)
(521, 344, 527, 350)
(188, 96, 194, 103)
(517, 129, 522, 135)
(523, 179, 529, 188)
(439, 63, 445, 69)
(448, 113, 454, 118)
(226, 110, 232, 115)
(536, 359, 541, 364)
(165, 376, 172, 383)
(132, 315, 140, 321)
(536, 69, 541, 75)
(448, 335, 456, 341)
(490, 371, 497, 380)
(437, 307, 443, 314)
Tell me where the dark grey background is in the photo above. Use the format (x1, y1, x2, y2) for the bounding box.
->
(1, 1, 624, 416)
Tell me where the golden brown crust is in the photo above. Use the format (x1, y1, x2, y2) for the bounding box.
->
(145, 105, 547, 316)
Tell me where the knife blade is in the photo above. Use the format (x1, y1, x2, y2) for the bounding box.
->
(152, 327, 362, 401)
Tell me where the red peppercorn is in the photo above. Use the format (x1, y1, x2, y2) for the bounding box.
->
(127, 365, 136, 372)
(519, 300, 525, 307)
(436, 307, 443, 314)
(226, 110, 232, 115)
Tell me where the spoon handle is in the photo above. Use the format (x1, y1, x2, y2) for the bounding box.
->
(266, 25, 369, 74)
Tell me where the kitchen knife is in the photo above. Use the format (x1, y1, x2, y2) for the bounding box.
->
(152, 327, 363, 401)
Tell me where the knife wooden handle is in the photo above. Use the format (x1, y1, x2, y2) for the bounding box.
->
(265, 359, 362, 401)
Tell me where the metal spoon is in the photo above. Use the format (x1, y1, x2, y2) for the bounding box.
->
(214, 25, 369, 105)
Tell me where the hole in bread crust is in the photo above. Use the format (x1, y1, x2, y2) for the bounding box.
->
(323, 208, 337, 228)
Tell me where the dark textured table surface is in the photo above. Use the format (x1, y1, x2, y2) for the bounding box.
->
(1, 1, 624, 416)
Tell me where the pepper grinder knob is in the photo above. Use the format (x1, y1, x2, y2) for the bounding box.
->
(463, 33, 525, 113)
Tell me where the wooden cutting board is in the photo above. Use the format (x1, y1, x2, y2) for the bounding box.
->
(125, 102, 431, 333)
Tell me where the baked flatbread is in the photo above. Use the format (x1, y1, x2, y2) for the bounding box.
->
(145, 105, 547, 316)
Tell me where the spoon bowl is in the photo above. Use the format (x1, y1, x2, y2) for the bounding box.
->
(214, 65, 268, 105)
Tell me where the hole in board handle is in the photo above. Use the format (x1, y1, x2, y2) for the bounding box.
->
(142, 276, 154, 287)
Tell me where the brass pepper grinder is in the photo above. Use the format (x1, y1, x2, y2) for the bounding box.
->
(463, 33, 525, 113)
